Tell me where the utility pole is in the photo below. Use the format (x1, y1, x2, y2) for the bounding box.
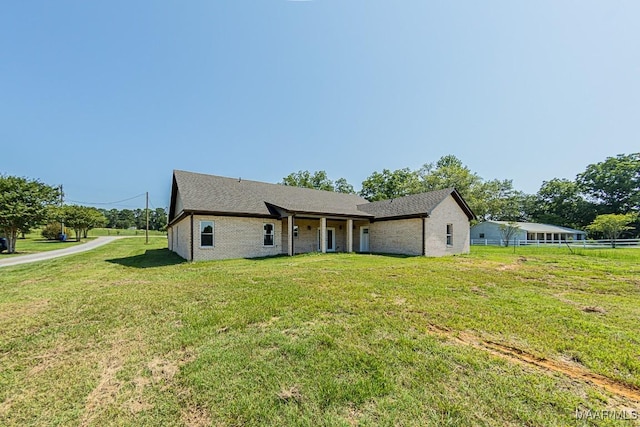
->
(59, 185, 64, 238)
(146, 191, 149, 244)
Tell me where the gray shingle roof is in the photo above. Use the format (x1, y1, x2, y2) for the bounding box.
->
(172, 170, 372, 219)
(170, 170, 475, 223)
(357, 188, 467, 219)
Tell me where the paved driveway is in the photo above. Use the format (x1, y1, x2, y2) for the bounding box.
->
(0, 236, 123, 268)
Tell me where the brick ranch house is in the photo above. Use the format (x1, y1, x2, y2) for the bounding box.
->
(167, 170, 476, 261)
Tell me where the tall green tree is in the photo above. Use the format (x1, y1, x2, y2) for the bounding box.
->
(150, 208, 168, 231)
(577, 153, 640, 214)
(134, 209, 145, 230)
(420, 154, 481, 196)
(532, 178, 595, 228)
(281, 170, 355, 194)
(333, 178, 355, 194)
(116, 209, 136, 229)
(417, 155, 529, 221)
(62, 205, 107, 241)
(0, 175, 60, 253)
(281, 170, 334, 191)
(360, 168, 421, 201)
(471, 179, 518, 221)
(99, 208, 120, 228)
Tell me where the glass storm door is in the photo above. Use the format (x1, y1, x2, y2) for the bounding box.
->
(360, 227, 370, 252)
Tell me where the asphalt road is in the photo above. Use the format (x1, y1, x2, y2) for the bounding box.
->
(0, 236, 123, 268)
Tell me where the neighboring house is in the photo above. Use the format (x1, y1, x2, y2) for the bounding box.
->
(167, 170, 476, 261)
(470, 221, 586, 244)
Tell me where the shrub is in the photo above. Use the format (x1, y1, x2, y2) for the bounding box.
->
(41, 222, 71, 240)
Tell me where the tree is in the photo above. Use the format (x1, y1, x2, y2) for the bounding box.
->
(150, 208, 168, 231)
(62, 205, 107, 241)
(577, 153, 640, 214)
(0, 175, 60, 253)
(281, 170, 334, 191)
(531, 178, 595, 229)
(499, 221, 521, 247)
(116, 209, 136, 229)
(333, 178, 355, 194)
(586, 213, 637, 248)
(106, 209, 119, 228)
(420, 154, 481, 196)
(134, 209, 146, 230)
(360, 168, 421, 201)
(474, 179, 525, 221)
(417, 155, 532, 222)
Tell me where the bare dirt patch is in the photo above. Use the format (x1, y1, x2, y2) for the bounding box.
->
(80, 355, 124, 427)
(0, 299, 49, 322)
(181, 404, 212, 427)
(148, 357, 179, 385)
(277, 385, 303, 404)
(426, 324, 640, 403)
(28, 343, 70, 376)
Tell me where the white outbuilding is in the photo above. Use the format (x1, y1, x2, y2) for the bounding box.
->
(471, 221, 586, 245)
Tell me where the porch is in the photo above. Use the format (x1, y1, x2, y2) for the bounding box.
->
(281, 216, 372, 255)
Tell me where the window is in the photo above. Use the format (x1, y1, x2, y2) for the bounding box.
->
(479, 233, 485, 238)
(264, 223, 274, 246)
(293, 225, 299, 238)
(446, 224, 453, 246)
(200, 221, 214, 247)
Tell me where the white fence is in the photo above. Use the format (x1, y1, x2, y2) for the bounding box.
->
(471, 239, 640, 248)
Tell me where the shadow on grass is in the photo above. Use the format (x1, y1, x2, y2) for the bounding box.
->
(246, 252, 414, 261)
(107, 249, 186, 268)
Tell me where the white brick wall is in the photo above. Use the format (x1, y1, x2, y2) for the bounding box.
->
(169, 216, 192, 260)
(424, 196, 470, 256)
(369, 218, 423, 255)
(169, 215, 283, 261)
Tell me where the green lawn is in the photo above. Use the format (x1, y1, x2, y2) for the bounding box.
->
(1, 239, 639, 426)
(87, 228, 167, 237)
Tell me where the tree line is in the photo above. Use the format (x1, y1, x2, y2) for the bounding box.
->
(97, 208, 167, 231)
(281, 153, 640, 238)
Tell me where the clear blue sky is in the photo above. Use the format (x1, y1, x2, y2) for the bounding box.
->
(2, 1, 639, 210)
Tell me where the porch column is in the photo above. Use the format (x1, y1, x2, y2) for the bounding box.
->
(346, 219, 353, 253)
(320, 217, 327, 253)
(288, 215, 295, 256)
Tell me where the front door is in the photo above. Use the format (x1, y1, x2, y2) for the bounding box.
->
(318, 228, 336, 252)
(360, 226, 370, 252)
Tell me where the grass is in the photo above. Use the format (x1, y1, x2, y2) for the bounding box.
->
(87, 228, 167, 237)
(1, 240, 639, 426)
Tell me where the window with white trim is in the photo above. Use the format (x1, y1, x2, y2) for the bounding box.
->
(446, 224, 453, 246)
(263, 223, 275, 246)
(200, 221, 214, 247)
(293, 225, 299, 238)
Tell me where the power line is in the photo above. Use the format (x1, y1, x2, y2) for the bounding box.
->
(66, 193, 147, 206)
